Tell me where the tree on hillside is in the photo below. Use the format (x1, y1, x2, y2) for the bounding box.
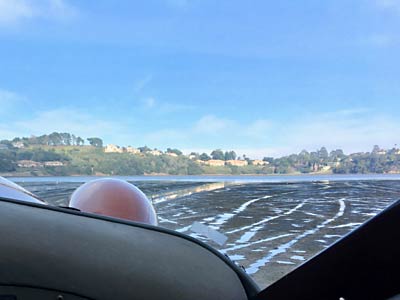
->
(189, 152, 199, 159)
(138, 146, 151, 153)
(8, 132, 87, 147)
(318, 147, 329, 160)
(224, 150, 236, 161)
(329, 149, 345, 161)
(60, 133, 72, 145)
(48, 132, 62, 146)
(263, 157, 274, 163)
(71, 134, 77, 146)
(87, 137, 103, 147)
(167, 148, 183, 155)
(372, 145, 381, 154)
(70, 134, 84, 146)
(199, 153, 211, 161)
(211, 149, 224, 160)
(76, 136, 85, 146)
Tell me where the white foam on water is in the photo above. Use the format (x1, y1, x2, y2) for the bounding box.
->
(276, 260, 295, 265)
(205, 195, 272, 231)
(210, 213, 235, 227)
(190, 221, 228, 246)
(153, 182, 228, 204)
(173, 212, 185, 217)
(177, 193, 306, 236)
(362, 213, 376, 217)
(229, 254, 245, 261)
(303, 211, 325, 218)
(227, 200, 308, 247)
(316, 239, 327, 243)
(189, 232, 202, 239)
(246, 199, 346, 275)
(158, 216, 178, 224)
(290, 255, 305, 261)
(330, 222, 362, 229)
(237, 229, 261, 243)
(324, 234, 342, 238)
(220, 233, 293, 253)
(176, 225, 192, 233)
(292, 250, 306, 253)
(228, 200, 307, 235)
(153, 197, 167, 204)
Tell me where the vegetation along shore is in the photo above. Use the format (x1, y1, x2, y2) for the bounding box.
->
(1, 132, 400, 176)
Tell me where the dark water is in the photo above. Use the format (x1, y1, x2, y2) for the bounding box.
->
(13, 177, 400, 288)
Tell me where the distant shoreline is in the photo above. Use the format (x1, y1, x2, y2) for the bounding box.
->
(5, 173, 400, 184)
(2, 171, 400, 178)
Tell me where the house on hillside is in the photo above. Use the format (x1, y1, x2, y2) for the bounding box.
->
(203, 159, 225, 166)
(44, 161, 64, 167)
(166, 152, 178, 157)
(226, 160, 248, 167)
(126, 146, 140, 154)
(321, 165, 331, 171)
(12, 141, 25, 149)
(17, 160, 43, 168)
(252, 159, 268, 166)
(104, 144, 123, 153)
(149, 150, 162, 156)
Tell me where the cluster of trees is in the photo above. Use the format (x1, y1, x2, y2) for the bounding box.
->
(267, 146, 400, 174)
(191, 149, 237, 161)
(270, 147, 337, 174)
(2, 132, 103, 147)
(331, 148, 400, 174)
(166, 148, 183, 155)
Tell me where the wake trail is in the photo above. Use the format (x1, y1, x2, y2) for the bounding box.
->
(246, 198, 346, 274)
(176, 194, 271, 233)
(220, 233, 294, 253)
(209, 195, 272, 230)
(227, 200, 308, 235)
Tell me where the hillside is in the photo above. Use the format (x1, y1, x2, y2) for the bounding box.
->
(1, 133, 400, 176)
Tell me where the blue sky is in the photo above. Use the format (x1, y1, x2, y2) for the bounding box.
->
(0, 0, 399, 158)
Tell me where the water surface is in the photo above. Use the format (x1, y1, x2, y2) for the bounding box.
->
(12, 176, 400, 288)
